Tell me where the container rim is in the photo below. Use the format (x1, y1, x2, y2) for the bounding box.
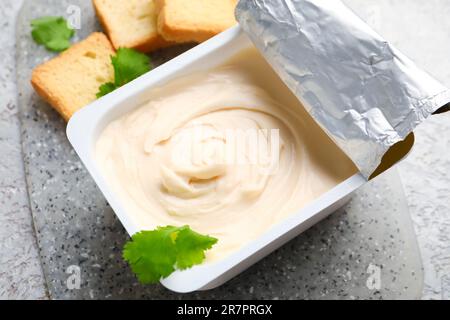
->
(67, 25, 367, 293)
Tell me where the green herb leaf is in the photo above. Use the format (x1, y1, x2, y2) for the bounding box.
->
(97, 48, 152, 98)
(123, 226, 218, 284)
(96, 82, 118, 98)
(31, 16, 75, 52)
(112, 48, 152, 86)
(174, 227, 218, 270)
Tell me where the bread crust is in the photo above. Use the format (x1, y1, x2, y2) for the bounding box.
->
(31, 33, 115, 121)
(93, 0, 172, 52)
(155, 0, 238, 43)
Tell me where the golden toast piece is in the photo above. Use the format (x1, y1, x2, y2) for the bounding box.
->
(31, 32, 115, 121)
(93, 0, 171, 52)
(155, 0, 238, 43)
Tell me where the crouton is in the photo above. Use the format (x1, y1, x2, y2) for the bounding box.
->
(155, 0, 238, 43)
(31, 32, 115, 121)
(93, 0, 171, 52)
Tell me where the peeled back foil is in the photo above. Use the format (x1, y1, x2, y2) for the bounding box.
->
(236, 0, 450, 178)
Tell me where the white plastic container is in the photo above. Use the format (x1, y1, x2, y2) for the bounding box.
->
(67, 25, 368, 293)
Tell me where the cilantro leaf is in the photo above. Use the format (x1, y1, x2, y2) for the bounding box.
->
(96, 82, 117, 98)
(174, 227, 218, 270)
(112, 48, 152, 86)
(97, 48, 152, 98)
(123, 226, 218, 284)
(123, 226, 179, 284)
(31, 16, 74, 52)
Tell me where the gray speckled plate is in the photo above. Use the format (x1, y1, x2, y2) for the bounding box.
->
(16, 0, 423, 299)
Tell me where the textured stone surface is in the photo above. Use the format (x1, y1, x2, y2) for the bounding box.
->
(15, 0, 424, 299)
(0, 0, 47, 299)
(344, 0, 450, 301)
(1, 0, 448, 299)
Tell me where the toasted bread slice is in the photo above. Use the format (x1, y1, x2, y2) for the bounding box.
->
(93, 0, 171, 52)
(31, 32, 115, 121)
(155, 0, 238, 43)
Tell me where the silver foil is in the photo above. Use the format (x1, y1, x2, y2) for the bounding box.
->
(236, 0, 450, 178)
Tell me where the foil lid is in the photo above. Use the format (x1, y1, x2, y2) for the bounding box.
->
(236, 0, 450, 178)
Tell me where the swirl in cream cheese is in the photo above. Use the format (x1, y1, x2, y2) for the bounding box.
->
(96, 48, 357, 261)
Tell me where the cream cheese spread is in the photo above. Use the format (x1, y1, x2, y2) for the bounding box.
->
(96, 48, 357, 262)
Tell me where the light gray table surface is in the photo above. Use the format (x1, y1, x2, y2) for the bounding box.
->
(0, 0, 449, 299)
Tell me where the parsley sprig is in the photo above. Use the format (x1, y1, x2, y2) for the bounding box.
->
(97, 48, 152, 98)
(31, 16, 74, 52)
(123, 226, 218, 284)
